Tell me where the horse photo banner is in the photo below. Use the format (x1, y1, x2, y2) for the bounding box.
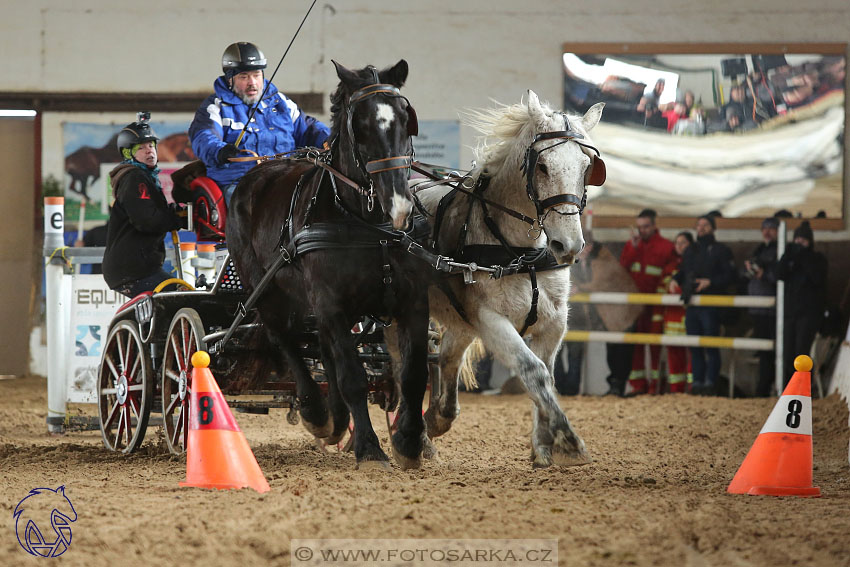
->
(62, 120, 195, 222)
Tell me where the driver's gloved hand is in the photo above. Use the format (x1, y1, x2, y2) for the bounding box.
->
(216, 143, 240, 165)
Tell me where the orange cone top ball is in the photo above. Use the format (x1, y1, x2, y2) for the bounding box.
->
(191, 351, 210, 368)
(794, 355, 813, 372)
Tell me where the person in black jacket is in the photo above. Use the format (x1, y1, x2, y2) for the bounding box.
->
(745, 217, 779, 396)
(673, 215, 736, 395)
(103, 112, 183, 298)
(776, 221, 827, 386)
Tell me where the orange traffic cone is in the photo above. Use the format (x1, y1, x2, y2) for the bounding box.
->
(179, 351, 270, 493)
(727, 355, 821, 497)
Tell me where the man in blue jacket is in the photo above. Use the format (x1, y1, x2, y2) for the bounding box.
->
(189, 42, 330, 204)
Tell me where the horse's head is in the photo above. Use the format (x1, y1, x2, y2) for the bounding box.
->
(524, 90, 605, 264)
(331, 59, 417, 230)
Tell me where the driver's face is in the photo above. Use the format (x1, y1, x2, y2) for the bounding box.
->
(231, 70, 264, 105)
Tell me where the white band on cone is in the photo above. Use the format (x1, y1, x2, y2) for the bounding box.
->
(759, 395, 812, 435)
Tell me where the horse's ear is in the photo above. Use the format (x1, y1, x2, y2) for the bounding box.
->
(527, 90, 545, 123)
(332, 60, 360, 88)
(380, 59, 409, 88)
(582, 102, 605, 132)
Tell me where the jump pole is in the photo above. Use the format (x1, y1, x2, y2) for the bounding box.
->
(44, 197, 67, 434)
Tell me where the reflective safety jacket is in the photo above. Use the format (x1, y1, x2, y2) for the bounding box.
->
(189, 76, 330, 187)
(619, 230, 675, 293)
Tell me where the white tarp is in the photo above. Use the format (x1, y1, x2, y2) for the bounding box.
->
(587, 98, 844, 217)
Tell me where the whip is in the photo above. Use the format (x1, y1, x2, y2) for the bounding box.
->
(234, 0, 318, 148)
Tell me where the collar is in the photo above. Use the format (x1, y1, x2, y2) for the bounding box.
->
(697, 233, 716, 245)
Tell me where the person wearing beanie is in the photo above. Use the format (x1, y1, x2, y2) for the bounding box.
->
(672, 216, 736, 395)
(103, 112, 184, 297)
(745, 217, 780, 396)
(777, 220, 828, 386)
(188, 42, 330, 205)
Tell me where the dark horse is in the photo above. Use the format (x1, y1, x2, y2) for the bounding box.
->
(226, 60, 430, 469)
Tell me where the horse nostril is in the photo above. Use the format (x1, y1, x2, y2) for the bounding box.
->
(550, 240, 565, 254)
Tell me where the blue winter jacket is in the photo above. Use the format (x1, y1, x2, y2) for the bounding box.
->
(189, 76, 330, 187)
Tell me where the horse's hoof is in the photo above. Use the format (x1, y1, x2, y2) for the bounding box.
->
(302, 415, 334, 439)
(424, 407, 455, 439)
(421, 436, 439, 461)
(391, 444, 423, 470)
(552, 430, 592, 467)
(323, 429, 347, 446)
(355, 459, 391, 471)
(552, 451, 592, 467)
(531, 448, 553, 468)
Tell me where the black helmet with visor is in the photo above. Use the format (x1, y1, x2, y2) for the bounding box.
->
(116, 111, 159, 160)
(222, 42, 267, 79)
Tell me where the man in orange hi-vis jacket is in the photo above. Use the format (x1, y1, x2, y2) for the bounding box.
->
(620, 209, 676, 395)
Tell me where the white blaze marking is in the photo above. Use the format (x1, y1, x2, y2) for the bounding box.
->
(376, 103, 395, 131)
(390, 193, 412, 224)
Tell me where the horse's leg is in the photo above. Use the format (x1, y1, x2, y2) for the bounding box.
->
(262, 318, 331, 439)
(477, 310, 589, 467)
(388, 303, 430, 470)
(318, 340, 350, 446)
(385, 325, 437, 461)
(423, 326, 472, 439)
(319, 318, 388, 468)
(525, 318, 590, 467)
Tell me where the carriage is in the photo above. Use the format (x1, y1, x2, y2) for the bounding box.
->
(95, 179, 398, 456)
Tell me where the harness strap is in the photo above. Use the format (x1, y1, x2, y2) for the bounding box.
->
(437, 280, 470, 324)
(380, 240, 397, 316)
(365, 156, 412, 174)
(432, 187, 458, 249)
(412, 163, 538, 227)
(518, 266, 539, 337)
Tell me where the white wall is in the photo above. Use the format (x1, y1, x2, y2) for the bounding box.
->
(5, 0, 849, 238)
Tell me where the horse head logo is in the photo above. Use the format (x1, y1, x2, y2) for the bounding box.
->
(13, 486, 78, 557)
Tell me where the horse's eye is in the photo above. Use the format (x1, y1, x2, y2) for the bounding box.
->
(537, 163, 548, 175)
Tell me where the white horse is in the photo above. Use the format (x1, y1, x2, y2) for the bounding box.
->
(409, 91, 605, 467)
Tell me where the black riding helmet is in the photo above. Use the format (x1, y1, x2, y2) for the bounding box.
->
(117, 111, 159, 160)
(222, 42, 267, 80)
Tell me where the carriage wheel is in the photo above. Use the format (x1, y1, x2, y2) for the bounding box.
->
(97, 320, 154, 453)
(161, 308, 207, 455)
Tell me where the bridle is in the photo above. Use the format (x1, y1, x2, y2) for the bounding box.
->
(520, 112, 606, 231)
(343, 67, 418, 211)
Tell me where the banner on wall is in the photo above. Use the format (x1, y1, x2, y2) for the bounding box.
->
(65, 275, 123, 403)
(416, 120, 461, 171)
(62, 121, 195, 222)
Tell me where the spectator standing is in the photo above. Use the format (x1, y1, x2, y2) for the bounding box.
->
(745, 217, 779, 396)
(673, 215, 736, 395)
(661, 231, 694, 393)
(776, 221, 827, 385)
(620, 209, 676, 395)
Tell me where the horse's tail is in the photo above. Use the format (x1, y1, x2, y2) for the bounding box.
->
(458, 338, 486, 390)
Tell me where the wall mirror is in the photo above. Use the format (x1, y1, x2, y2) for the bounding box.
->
(562, 43, 846, 227)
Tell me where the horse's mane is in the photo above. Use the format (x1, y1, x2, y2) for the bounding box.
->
(328, 67, 384, 142)
(462, 96, 582, 176)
